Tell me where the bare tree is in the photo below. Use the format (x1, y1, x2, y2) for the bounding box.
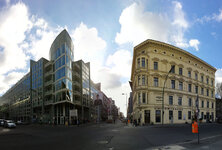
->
(216, 82, 222, 98)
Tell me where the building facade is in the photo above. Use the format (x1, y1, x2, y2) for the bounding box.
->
(0, 30, 85, 124)
(130, 39, 216, 125)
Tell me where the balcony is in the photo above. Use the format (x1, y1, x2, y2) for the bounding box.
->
(44, 90, 53, 96)
(44, 100, 53, 105)
(45, 61, 53, 68)
(44, 70, 53, 77)
(44, 80, 53, 87)
(74, 63, 80, 70)
(73, 72, 81, 78)
(73, 81, 81, 87)
(73, 91, 81, 96)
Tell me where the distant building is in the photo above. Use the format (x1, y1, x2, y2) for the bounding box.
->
(127, 92, 133, 119)
(216, 98, 222, 121)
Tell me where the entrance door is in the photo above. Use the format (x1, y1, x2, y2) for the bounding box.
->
(144, 110, 150, 124)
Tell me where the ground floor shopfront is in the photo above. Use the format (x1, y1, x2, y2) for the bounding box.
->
(133, 105, 215, 125)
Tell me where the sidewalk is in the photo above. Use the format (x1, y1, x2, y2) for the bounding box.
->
(149, 134, 222, 150)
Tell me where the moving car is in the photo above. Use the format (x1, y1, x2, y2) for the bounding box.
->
(4, 120, 16, 128)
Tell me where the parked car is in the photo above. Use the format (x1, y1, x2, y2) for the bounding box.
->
(4, 120, 16, 128)
(0, 119, 4, 126)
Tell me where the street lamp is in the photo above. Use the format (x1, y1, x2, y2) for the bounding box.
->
(122, 93, 127, 119)
(162, 65, 175, 125)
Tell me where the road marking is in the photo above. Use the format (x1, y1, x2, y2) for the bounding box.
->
(2, 129, 10, 132)
(98, 140, 108, 144)
(111, 129, 119, 132)
(149, 145, 186, 150)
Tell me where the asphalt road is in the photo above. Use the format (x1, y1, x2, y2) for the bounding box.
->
(1, 121, 222, 150)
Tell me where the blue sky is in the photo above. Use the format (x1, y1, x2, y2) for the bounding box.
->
(1, 0, 222, 115)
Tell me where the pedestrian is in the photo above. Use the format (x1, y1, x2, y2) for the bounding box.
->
(77, 119, 79, 127)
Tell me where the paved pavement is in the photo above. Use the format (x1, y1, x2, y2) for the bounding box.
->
(0, 121, 222, 150)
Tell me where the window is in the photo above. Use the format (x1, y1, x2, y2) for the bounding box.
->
(138, 75, 140, 85)
(212, 102, 214, 108)
(202, 100, 204, 108)
(195, 86, 198, 94)
(179, 68, 183, 75)
(207, 89, 209, 96)
(201, 88, 204, 95)
(211, 80, 214, 86)
(207, 101, 209, 108)
(212, 112, 214, 121)
(178, 111, 182, 120)
(171, 65, 175, 73)
(171, 80, 175, 89)
(169, 96, 173, 105)
(207, 78, 209, 84)
(142, 58, 145, 67)
(169, 110, 173, 120)
(189, 98, 192, 107)
(178, 97, 182, 105)
(188, 111, 191, 120)
(201, 76, 204, 82)
(195, 73, 198, 80)
(154, 62, 158, 70)
(142, 75, 145, 85)
(156, 110, 161, 123)
(211, 91, 214, 98)
(154, 77, 158, 87)
(138, 93, 141, 104)
(137, 58, 140, 68)
(188, 71, 191, 78)
(188, 84, 192, 92)
(201, 112, 204, 119)
(142, 93, 146, 103)
(179, 82, 183, 90)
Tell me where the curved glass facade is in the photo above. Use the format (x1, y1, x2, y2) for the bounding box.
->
(50, 30, 74, 103)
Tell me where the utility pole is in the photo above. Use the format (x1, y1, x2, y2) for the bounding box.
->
(162, 66, 175, 126)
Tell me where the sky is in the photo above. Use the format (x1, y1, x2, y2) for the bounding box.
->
(0, 0, 222, 116)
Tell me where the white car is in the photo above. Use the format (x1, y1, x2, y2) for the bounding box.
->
(4, 120, 16, 128)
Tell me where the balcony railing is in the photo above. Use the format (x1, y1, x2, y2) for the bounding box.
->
(44, 90, 53, 96)
(44, 80, 53, 86)
(73, 72, 81, 78)
(44, 70, 53, 77)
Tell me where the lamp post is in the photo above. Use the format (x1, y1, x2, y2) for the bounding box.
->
(162, 66, 175, 126)
(122, 93, 128, 119)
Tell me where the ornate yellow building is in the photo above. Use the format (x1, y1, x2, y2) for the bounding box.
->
(130, 39, 216, 125)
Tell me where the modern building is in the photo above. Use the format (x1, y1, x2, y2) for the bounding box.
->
(0, 30, 97, 124)
(130, 39, 216, 125)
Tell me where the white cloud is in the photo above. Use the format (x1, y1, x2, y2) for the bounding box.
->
(0, 2, 32, 75)
(71, 22, 107, 83)
(115, 2, 170, 46)
(216, 69, 222, 84)
(106, 49, 132, 78)
(172, 1, 188, 28)
(196, 9, 222, 23)
(0, 71, 25, 94)
(189, 39, 200, 51)
(115, 1, 199, 51)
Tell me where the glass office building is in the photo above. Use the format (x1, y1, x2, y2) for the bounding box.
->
(0, 29, 92, 124)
